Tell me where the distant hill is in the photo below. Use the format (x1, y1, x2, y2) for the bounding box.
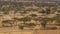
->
(0, 0, 60, 3)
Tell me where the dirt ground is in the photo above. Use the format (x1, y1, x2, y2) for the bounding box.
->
(0, 30, 60, 34)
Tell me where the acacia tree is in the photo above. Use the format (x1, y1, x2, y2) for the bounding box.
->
(13, 17, 31, 24)
(40, 18, 52, 29)
(2, 20, 13, 27)
(54, 14, 60, 26)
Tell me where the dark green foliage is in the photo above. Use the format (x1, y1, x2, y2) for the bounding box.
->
(41, 18, 53, 28)
(25, 23, 36, 27)
(38, 8, 51, 14)
(18, 25, 24, 30)
(13, 17, 31, 21)
(39, 10, 46, 13)
(53, 14, 60, 26)
(50, 27, 57, 30)
(55, 14, 60, 23)
(46, 27, 57, 30)
(2, 20, 13, 27)
(13, 17, 31, 24)
(18, 23, 36, 30)
(57, 10, 60, 13)
(30, 14, 37, 17)
(2, 20, 12, 24)
(18, 17, 31, 21)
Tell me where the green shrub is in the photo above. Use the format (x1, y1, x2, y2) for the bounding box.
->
(46, 27, 57, 30)
(30, 14, 37, 17)
(50, 27, 57, 30)
(18, 25, 24, 30)
(28, 23, 36, 26)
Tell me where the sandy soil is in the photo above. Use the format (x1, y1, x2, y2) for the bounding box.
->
(0, 30, 60, 34)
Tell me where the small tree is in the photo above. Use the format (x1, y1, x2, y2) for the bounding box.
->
(38, 8, 51, 14)
(2, 20, 13, 27)
(30, 14, 37, 17)
(57, 10, 60, 13)
(40, 18, 52, 29)
(54, 14, 60, 25)
(18, 24, 24, 34)
(25, 23, 36, 27)
(13, 17, 31, 24)
(18, 25, 24, 30)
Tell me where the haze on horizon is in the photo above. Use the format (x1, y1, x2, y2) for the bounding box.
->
(0, 0, 60, 1)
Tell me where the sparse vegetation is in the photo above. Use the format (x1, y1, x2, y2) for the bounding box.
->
(0, 2, 60, 30)
(25, 23, 36, 27)
(18, 25, 24, 30)
(2, 20, 13, 27)
(30, 14, 37, 17)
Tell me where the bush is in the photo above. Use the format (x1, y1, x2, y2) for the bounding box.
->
(50, 27, 57, 30)
(25, 23, 36, 27)
(46, 27, 57, 30)
(56, 24, 60, 26)
(30, 14, 37, 17)
(18, 25, 24, 30)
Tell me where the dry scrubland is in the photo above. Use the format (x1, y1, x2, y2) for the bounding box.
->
(0, 2, 60, 34)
